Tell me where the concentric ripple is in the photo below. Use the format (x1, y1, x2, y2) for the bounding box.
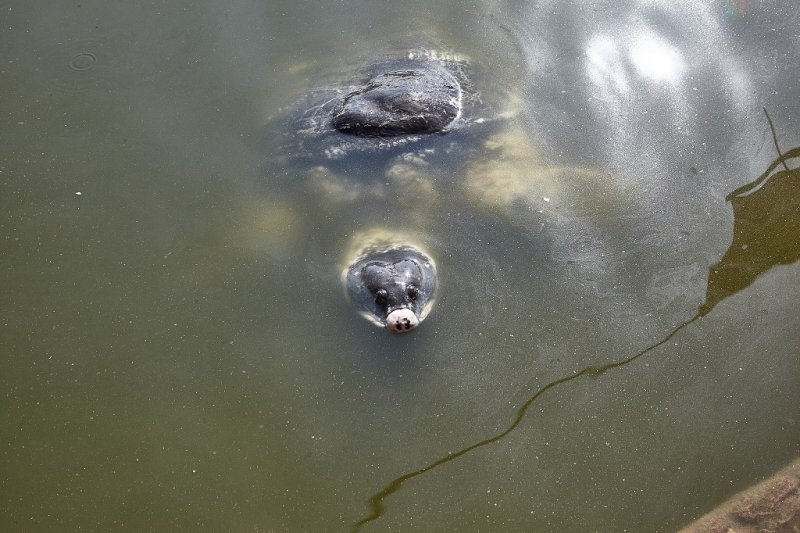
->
(48, 39, 116, 91)
(68, 52, 98, 72)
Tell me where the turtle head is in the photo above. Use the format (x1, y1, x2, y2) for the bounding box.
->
(344, 245, 437, 333)
(362, 259, 426, 332)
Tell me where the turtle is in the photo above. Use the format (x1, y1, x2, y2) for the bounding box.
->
(260, 49, 525, 333)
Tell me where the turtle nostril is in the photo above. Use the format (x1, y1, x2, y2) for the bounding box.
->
(385, 308, 419, 333)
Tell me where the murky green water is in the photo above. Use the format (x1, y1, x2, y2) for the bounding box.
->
(2, 1, 799, 531)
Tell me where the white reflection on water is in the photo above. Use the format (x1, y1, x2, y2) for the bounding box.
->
(627, 30, 686, 85)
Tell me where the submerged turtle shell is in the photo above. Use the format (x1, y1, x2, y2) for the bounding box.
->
(331, 66, 462, 137)
(280, 50, 492, 167)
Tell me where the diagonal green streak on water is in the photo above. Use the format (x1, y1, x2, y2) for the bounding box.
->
(351, 313, 702, 532)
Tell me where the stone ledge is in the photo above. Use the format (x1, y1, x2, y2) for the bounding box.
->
(678, 458, 800, 533)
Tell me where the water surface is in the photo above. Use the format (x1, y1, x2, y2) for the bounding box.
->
(2, 0, 799, 531)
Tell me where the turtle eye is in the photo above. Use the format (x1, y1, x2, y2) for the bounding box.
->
(407, 284, 419, 301)
(374, 288, 388, 306)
